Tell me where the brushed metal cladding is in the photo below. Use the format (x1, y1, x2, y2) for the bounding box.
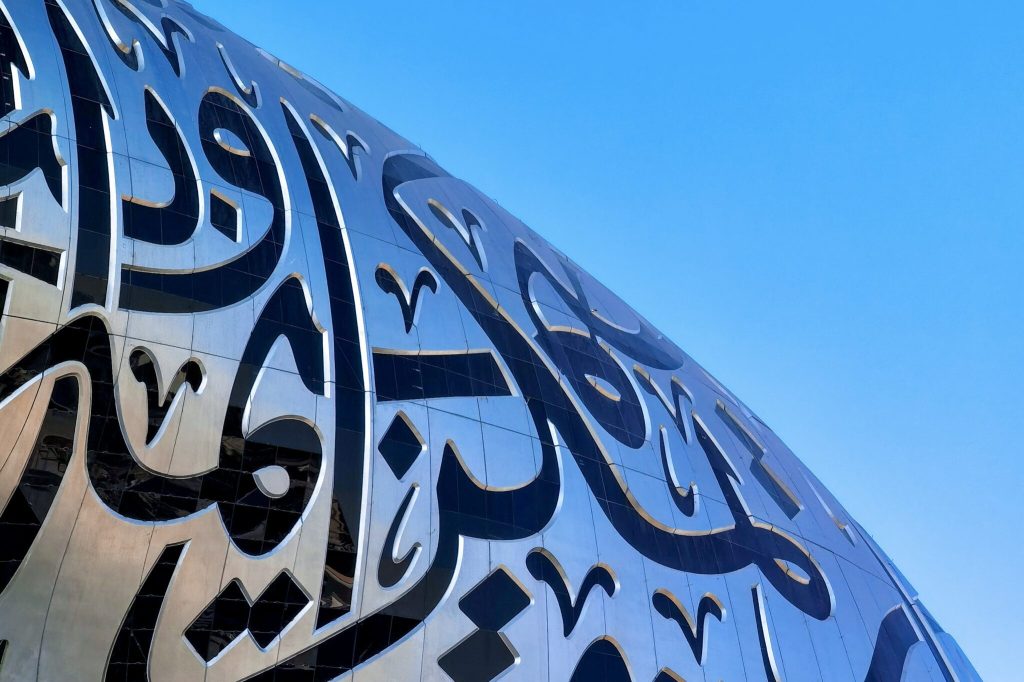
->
(0, 1, 981, 681)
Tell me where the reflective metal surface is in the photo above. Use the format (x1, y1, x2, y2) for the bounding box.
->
(0, 1, 982, 680)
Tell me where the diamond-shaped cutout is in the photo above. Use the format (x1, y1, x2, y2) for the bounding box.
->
(438, 630, 516, 682)
(378, 412, 424, 479)
(459, 567, 530, 632)
(184, 572, 310, 661)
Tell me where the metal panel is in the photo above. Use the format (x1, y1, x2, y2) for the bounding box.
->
(0, 1, 980, 680)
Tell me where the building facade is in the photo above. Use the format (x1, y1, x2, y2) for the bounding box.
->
(0, 1, 980, 680)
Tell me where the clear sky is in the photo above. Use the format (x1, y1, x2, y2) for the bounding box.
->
(197, 1, 1021, 678)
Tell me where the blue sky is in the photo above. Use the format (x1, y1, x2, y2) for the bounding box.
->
(198, 1, 1021, 677)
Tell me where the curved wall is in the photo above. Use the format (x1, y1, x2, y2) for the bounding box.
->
(0, 1, 980, 680)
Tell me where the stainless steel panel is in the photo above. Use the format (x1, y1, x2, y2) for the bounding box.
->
(0, 1, 980, 680)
